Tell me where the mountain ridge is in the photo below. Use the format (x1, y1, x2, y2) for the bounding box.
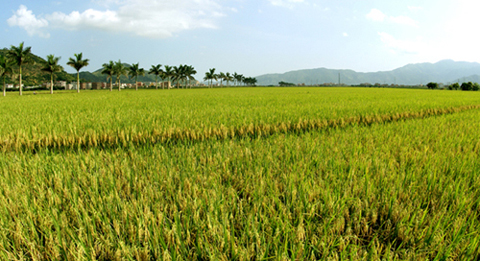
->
(255, 60, 480, 86)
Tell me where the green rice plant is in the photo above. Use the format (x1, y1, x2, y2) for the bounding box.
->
(1, 88, 480, 152)
(0, 88, 480, 259)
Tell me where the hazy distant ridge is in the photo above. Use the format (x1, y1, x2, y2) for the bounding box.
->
(255, 60, 480, 85)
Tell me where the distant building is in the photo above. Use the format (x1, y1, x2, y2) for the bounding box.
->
(115, 83, 127, 89)
(161, 81, 172, 89)
(56, 81, 67, 88)
(71, 82, 92, 90)
(92, 82, 104, 90)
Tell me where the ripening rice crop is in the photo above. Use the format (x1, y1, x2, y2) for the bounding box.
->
(0, 87, 479, 260)
(1, 87, 480, 151)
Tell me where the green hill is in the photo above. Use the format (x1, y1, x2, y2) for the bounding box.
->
(255, 60, 480, 86)
(0, 48, 75, 86)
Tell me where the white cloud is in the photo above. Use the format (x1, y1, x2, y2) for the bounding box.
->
(367, 8, 418, 27)
(436, 0, 480, 62)
(366, 9, 386, 22)
(378, 32, 426, 54)
(8, 0, 227, 38)
(7, 5, 50, 38)
(343, 32, 348, 37)
(47, 9, 120, 31)
(268, 0, 305, 8)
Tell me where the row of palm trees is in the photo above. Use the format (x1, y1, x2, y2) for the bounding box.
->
(0, 42, 85, 96)
(101, 62, 198, 91)
(203, 68, 257, 88)
(0, 42, 90, 96)
(103, 63, 257, 90)
(0, 42, 257, 96)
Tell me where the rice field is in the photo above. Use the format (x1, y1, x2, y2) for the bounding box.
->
(0, 87, 480, 260)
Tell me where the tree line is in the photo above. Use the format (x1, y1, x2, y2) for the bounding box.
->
(0, 42, 258, 96)
(203, 68, 257, 88)
(427, 82, 480, 91)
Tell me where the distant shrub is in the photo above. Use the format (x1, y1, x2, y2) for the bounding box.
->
(279, 81, 296, 87)
(448, 83, 460, 90)
(427, 82, 438, 89)
(461, 82, 474, 91)
(473, 83, 480, 91)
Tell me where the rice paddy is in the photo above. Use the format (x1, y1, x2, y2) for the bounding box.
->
(0, 87, 479, 260)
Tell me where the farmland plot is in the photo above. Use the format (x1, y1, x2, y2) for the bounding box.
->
(0, 88, 479, 260)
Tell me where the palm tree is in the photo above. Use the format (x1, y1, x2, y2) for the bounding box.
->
(41, 55, 63, 94)
(149, 64, 164, 89)
(225, 72, 233, 87)
(163, 65, 174, 89)
(101, 61, 115, 91)
(238, 74, 245, 86)
(172, 65, 185, 89)
(0, 56, 14, 97)
(114, 60, 127, 91)
(185, 65, 197, 89)
(218, 72, 226, 87)
(67, 53, 89, 93)
(233, 72, 239, 86)
(233, 72, 243, 87)
(128, 63, 145, 91)
(204, 68, 216, 88)
(8, 42, 32, 96)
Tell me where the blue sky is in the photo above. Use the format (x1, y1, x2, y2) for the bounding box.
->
(1, 0, 478, 78)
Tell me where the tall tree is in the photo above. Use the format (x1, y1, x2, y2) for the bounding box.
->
(128, 63, 145, 91)
(67, 53, 89, 93)
(239, 75, 245, 86)
(7, 42, 32, 96)
(234, 73, 243, 87)
(163, 65, 174, 89)
(41, 55, 63, 94)
(243, 77, 257, 86)
(114, 60, 127, 91)
(101, 61, 115, 91)
(225, 72, 233, 87)
(185, 65, 197, 89)
(204, 68, 217, 88)
(218, 72, 226, 87)
(149, 64, 164, 90)
(233, 72, 239, 86)
(0, 56, 14, 97)
(172, 65, 185, 89)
